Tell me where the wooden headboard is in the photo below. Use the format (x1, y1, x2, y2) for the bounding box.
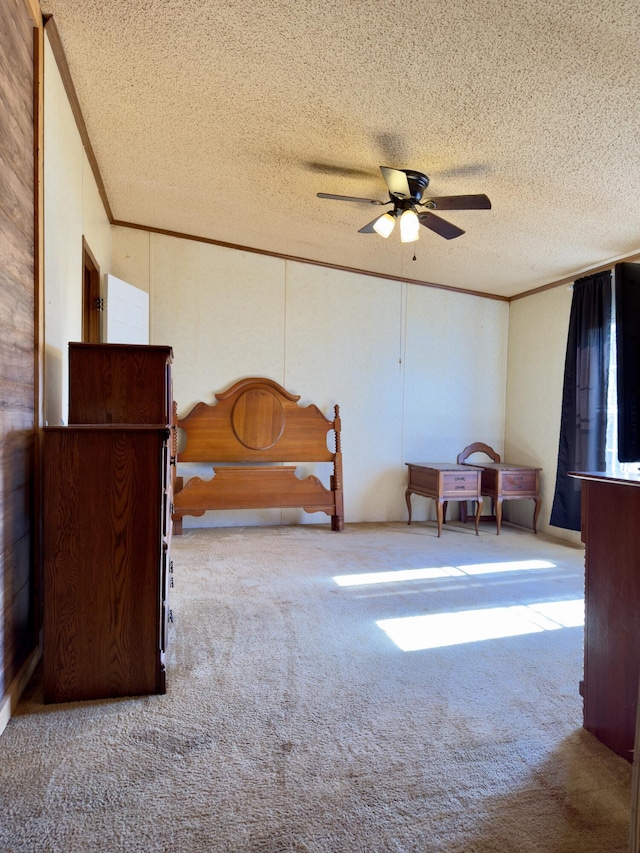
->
(171, 377, 344, 533)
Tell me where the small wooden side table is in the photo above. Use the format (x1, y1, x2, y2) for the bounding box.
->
(461, 462, 542, 535)
(405, 463, 483, 537)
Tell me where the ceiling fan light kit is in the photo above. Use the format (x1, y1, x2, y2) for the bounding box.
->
(318, 166, 491, 242)
(399, 209, 420, 243)
(372, 212, 396, 238)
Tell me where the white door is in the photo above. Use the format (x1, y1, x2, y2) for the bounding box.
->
(105, 274, 149, 344)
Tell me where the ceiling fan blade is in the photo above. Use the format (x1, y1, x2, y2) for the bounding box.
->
(418, 211, 465, 240)
(317, 192, 385, 205)
(358, 217, 382, 234)
(424, 194, 491, 210)
(380, 167, 412, 199)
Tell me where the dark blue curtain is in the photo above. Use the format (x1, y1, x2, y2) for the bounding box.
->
(549, 271, 612, 531)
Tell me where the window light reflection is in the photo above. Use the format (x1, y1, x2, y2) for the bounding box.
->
(333, 559, 555, 588)
(377, 599, 584, 651)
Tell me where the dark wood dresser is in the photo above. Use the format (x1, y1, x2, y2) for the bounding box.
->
(68, 342, 173, 424)
(43, 425, 172, 702)
(42, 343, 174, 703)
(570, 470, 640, 761)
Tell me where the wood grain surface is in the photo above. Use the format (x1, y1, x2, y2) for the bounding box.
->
(0, 0, 36, 696)
(43, 427, 168, 702)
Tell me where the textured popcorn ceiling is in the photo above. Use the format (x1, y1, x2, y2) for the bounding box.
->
(41, 0, 640, 298)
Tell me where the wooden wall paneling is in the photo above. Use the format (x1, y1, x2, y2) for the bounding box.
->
(21, 0, 39, 27)
(0, 535, 32, 690)
(0, 0, 38, 718)
(32, 2, 45, 651)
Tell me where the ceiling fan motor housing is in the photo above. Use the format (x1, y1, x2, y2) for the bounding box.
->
(399, 170, 429, 202)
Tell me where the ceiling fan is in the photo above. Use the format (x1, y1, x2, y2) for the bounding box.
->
(317, 166, 491, 243)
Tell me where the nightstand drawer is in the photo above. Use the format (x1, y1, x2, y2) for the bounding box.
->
(502, 471, 537, 493)
(442, 472, 480, 497)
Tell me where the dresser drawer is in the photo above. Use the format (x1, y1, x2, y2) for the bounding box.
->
(442, 471, 479, 497)
(502, 470, 537, 493)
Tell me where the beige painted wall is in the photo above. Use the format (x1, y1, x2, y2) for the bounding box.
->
(283, 263, 406, 522)
(403, 285, 508, 462)
(40, 20, 589, 538)
(43, 34, 112, 426)
(112, 226, 510, 526)
(505, 285, 581, 545)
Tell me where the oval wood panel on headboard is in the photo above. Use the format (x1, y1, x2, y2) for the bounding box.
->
(176, 378, 335, 463)
(231, 389, 285, 450)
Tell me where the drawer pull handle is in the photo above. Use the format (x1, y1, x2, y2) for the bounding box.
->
(512, 475, 523, 481)
(455, 485, 465, 490)
(513, 484, 523, 490)
(455, 476, 465, 481)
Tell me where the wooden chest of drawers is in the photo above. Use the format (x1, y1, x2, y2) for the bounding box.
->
(43, 343, 176, 703)
(405, 463, 483, 537)
(43, 425, 172, 703)
(68, 342, 173, 425)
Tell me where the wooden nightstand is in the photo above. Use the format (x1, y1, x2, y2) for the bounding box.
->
(457, 443, 541, 535)
(405, 463, 483, 537)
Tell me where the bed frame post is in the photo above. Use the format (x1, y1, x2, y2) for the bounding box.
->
(331, 404, 344, 531)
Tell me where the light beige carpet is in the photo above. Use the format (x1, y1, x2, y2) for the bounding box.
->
(0, 522, 632, 852)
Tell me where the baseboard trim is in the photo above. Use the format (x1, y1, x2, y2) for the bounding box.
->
(0, 646, 41, 738)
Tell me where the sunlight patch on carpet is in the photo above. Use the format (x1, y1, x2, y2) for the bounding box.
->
(376, 599, 584, 651)
(333, 559, 555, 587)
